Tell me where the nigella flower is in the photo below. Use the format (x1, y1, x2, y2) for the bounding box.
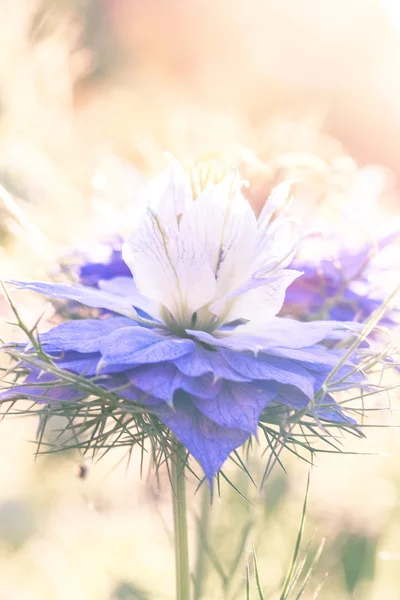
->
(284, 227, 400, 327)
(3, 164, 367, 483)
(79, 243, 131, 287)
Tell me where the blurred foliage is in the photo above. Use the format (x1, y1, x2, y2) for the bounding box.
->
(30, 0, 118, 84)
(0, 500, 36, 550)
(339, 532, 378, 594)
(110, 582, 151, 600)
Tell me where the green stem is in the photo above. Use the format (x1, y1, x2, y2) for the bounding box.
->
(171, 446, 190, 600)
(193, 485, 211, 600)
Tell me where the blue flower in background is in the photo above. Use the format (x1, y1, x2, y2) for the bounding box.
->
(4, 164, 367, 483)
(284, 228, 400, 327)
(79, 245, 131, 287)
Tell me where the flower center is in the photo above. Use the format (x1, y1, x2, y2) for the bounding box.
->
(188, 161, 232, 199)
(160, 305, 219, 337)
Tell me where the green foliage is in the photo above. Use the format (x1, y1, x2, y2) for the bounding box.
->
(339, 532, 377, 593)
(110, 582, 151, 600)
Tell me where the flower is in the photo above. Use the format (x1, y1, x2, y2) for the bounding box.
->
(79, 244, 131, 287)
(284, 228, 400, 327)
(3, 163, 367, 483)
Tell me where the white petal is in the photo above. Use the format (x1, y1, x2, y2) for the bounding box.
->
(124, 208, 216, 324)
(211, 269, 301, 323)
(174, 226, 217, 322)
(226, 318, 362, 350)
(98, 277, 162, 320)
(185, 328, 269, 353)
(123, 210, 182, 317)
(179, 176, 258, 300)
(255, 218, 294, 270)
(148, 162, 192, 229)
(257, 181, 294, 231)
(188, 318, 360, 353)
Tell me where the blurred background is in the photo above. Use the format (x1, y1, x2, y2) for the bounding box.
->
(0, 0, 400, 598)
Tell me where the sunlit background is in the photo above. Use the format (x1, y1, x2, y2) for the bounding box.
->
(0, 1, 400, 598)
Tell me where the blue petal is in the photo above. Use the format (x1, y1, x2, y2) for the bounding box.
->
(173, 344, 252, 381)
(328, 302, 358, 322)
(98, 277, 161, 320)
(221, 350, 316, 398)
(311, 365, 366, 393)
(97, 373, 161, 404)
(314, 407, 357, 425)
(55, 352, 100, 375)
(123, 338, 195, 365)
(98, 276, 141, 297)
(128, 363, 176, 403)
(41, 317, 136, 353)
(0, 371, 84, 403)
(0, 365, 160, 406)
(312, 394, 358, 425)
(273, 388, 358, 425)
(98, 328, 195, 366)
(275, 386, 310, 409)
(154, 392, 250, 483)
(268, 345, 346, 371)
(8, 280, 138, 318)
(178, 371, 222, 398)
(55, 352, 125, 376)
(192, 381, 277, 433)
(128, 363, 221, 403)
